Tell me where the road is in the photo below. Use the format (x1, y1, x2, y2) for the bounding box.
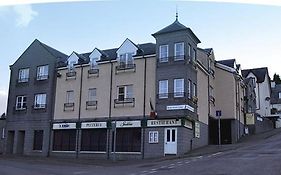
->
(1, 130, 281, 175)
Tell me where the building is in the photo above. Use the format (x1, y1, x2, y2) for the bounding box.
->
(0, 114, 6, 154)
(270, 82, 281, 128)
(213, 59, 245, 144)
(242, 67, 274, 133)
(5, 39, 67, 156)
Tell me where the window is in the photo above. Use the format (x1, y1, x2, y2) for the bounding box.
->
(90, 58, 98, 69)
(66, 90, 74, 103)
(1, 128, 5, 139)
(113, 128, 141, 152)
(149, 131, 159, 144)
(279, 92, 281, 99)
(53, 130, 76, 151)
(18, 68, 29, 83)
(174, 42, 184, 60)
(118, 85, 133, 101)
(192, 48, 197, 61)
(88, 88, 96, 102)
(174, 79, 184, 97)
(193, 83, 197, 97)
(16, 96, 27, 110)
(37, 65, 49, 80)
(188, 44, 191, 57)
(68, 61, 76, 72)
(33, 130, 43, 150)
(159, 80, 168, 98)
(34, 94, 46, 109)
(119, 53, 134, 66)
(159, 45, 168, 62)
(81, 129, 107, 152)
(188, 80, 192, 98)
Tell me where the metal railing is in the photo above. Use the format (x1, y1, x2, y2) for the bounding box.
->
(64, 103, 75, 111)
(114, 98, 135, 107)
(86, 100, 98, 110)
(116, 63, 136, 71)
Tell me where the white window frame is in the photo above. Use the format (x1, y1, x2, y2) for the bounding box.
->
(16, 95, 27, 110)
(68, 61, 76, 72)
(188, 80, 192, 98)
(159, 45, 168, 62)
(34, 93, 47, 109)
(90, 58, 98, 69)
(193, 83, 197, 97)
(88, 88, 97, 101)
(149, 131, 159, 143)
(117, 85, 133, 101)
(174, 42, 184, 61)
(188, 44, 191, 57)
(119, 53, 134, 66)
(18, 68, 29, 83)
(159, 80, 168, 99)
(174, 78, 184, 97)
(1, 128, 5, 139)
(279, 92, 281, 99)
(192, 48, 197, 61)
(37, 65, 49, 80)
(66, 90, 74, 103)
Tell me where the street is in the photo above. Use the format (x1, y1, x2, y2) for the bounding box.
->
(1, 129, 281, 175)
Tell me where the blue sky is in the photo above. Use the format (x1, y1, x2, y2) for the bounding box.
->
(0, 0, 281, 114)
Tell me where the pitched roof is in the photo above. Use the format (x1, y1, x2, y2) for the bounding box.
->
(241, 67, 269, 83)
(217, 59, 236, 68)
(152, 19, 201, 43)
(38, 39, 68, 61)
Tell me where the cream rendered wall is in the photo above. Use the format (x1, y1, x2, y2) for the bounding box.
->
(80, 63, 111, 119)
(54, 67, 81, 120)
(215, 67, 236, 119)
(144, 57, 156, 115)
(197, 66, 209, 125)
(111, 58, 154, 118)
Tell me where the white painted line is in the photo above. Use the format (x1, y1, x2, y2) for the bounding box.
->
(212, 152, 223, 156)
(149, 171, 157, 174)
(168, 166, 175, 169)
(185, 161, 190, 164)
(195, 156, 203, 159)
(178, 163, 183, 166)
(177, 161, 182, 164)
(169, 163, 175, 166)
(160, 166, 167, 169)
(150, 168, 157, 171)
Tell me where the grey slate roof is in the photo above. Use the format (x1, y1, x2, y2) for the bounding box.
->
(242, 67, 269, 83)
(152, 19, 201, 43)
(38, 40, 68, 61)
(217, 59, 236, 68)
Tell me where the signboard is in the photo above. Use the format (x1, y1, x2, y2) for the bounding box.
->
(184, 120, 193, 129)
(115, 120, 141, 128)
(53, 123, 76, 130)
(147, 119, 182, 127)
(166, 105, 194, 112)
(195, 122, 200, 138)
(216, 110, 222, 117)
(81, 122, 107, 129)
(246, 113, 255, 125)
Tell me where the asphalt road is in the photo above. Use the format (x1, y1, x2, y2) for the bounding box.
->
(1, 130, 281, 175)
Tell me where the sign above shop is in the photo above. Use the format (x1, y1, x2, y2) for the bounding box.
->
(147, 119, 182, 127)
(53, 123, 76, 130)
(115, 120, 141, 128)
(81, 122, 107, 129)
(166, 105, 194, 112)
(184, 120, 193, 129)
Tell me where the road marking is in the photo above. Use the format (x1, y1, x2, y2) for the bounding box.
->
(177, 161, 182, 164)
(185, 161, 190, 164)
(195, 156, 203, 159)
(160, 166, 167, 169)
(168, 166, 175, 169)
(150, 168, 157, 171)
(212, 152, 222, 156)
(73, 171, 89, 175)
(178, 163, 183, 166)
(169, 163, 175, 166)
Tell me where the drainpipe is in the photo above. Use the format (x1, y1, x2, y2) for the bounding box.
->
(107, 59, 113, 160)
(76, 64, 83, 159)
(142, 52, 146, 159)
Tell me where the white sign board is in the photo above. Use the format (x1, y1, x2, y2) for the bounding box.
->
(53, 123, 76, 130)
(81, 122, 107, 129)
(147, 119, 182, 127)
(184, 120, 193, 129)
(115, 120, 141, 128)
(195, 122, 200, 138)
(166, 105, 194, 112)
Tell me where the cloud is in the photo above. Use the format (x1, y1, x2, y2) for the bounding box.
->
(13, 4, 38, 27)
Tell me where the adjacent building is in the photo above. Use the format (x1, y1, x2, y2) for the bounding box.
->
(0, 114, 5, 154)
(270, 82, 281, 128)
(5, 39, 67, 156)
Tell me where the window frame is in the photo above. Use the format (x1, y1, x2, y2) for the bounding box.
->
(174, 78, 184, 97)
(278, 92, 281, 99)
(88, 88, 97, 102)
(159, 45, 169, 62)
(159, 80, 168, 99)
(66, 90, 74, 103)
(16, 95, 27, 110)
(36, 65, 49, 80)
(34, 93, 47, 109)
(174, 42, 184, 60)
(18, 68, 29, 83)
(188, 80, 192, 99)
(193, 83, 197, 97)
(117, 85, 133, 101)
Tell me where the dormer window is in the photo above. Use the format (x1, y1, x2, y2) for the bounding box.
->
(66, 61, 76, 79)
(68, 61, 76, 72)
(116, 53, 136, 72)
(90, 58, 98, 69)
(88, 58, 99, 77)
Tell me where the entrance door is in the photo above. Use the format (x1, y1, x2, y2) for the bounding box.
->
(16, 131, 25, 154)
(164, 128, 177, 155)
(6, 131, 15, 154)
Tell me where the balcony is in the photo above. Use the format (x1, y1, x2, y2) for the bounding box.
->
(32, 104, 47, 113)
(86, 100, 98, 110)
(66, 71, 76, 80)
(115, 63, 136, 74)
(64, 103, 75, 111)
(157, 55, 188, 66)
(156, 92, 197, 106)
(114, 98, 135, 108)
(16, 78, 29, 87)
(88, 68, 99, 78)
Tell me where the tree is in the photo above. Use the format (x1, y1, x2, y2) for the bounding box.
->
(273, 73, 281, 84)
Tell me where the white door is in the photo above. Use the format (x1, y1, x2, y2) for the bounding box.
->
(164, 128, 177, 154)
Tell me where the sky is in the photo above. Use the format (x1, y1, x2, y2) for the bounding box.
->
(0, 0, 281, 114)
